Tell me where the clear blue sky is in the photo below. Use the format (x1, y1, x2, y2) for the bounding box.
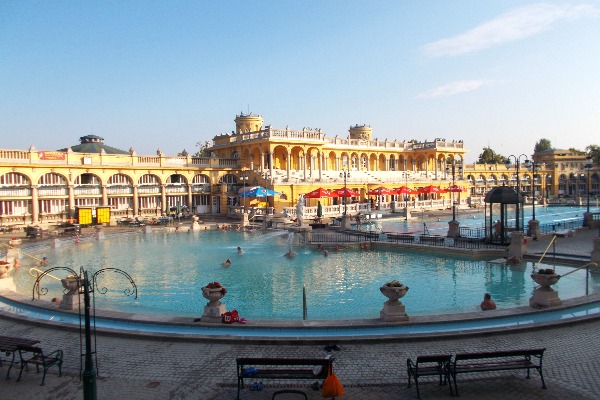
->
(2, 1, 599, 163)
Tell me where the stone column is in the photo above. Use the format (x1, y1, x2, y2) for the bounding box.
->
(132, 186, 139, 216)
(101, 185, 108, 206)
(31, 185, 39, 223)
(68, 185, 75, 218)
(161, 185, 167, 213)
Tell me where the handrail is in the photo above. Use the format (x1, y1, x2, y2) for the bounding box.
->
(28, 267, 61, 282)
(559, 262, 598, 278)
(537, 235, 557, 264)
(0, 243, 45, 263)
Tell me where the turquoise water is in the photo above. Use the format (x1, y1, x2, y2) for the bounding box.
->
(367, 204, 599, 235)
(10, 221, 599, 321)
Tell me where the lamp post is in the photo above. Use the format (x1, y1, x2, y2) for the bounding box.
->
(585, 156, 592, 213)
(32, 266, 137, 400)
(506, 154, 530, 232)
(583, 156, 593, 228)
(339, 169, 351, 229)
(339, 170, 350, 216)
(445, 162, 463, 221)
(239, 172, 249, 211)
(445, 161, 463, 238)
(526, 160, 542, 239)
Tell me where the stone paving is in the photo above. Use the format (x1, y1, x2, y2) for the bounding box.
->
(0, 226, 599, 399)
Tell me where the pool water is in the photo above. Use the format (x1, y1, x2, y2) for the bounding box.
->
(11, 228, 600, 321)
(367, 204, 599, 235)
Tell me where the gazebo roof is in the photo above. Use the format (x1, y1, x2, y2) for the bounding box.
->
(484, 186, 522, 204)
(58, 135, 129, 155)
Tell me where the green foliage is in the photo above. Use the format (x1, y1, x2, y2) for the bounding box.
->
(587, 145, 600, 165)
(477, 147, 507, 164)
(534, 138, 553, 153)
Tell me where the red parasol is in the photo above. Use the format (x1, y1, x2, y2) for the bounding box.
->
(303, 187, 338, 198)
(334, 187, 359, 198)
(367, 186, 397, 196)
(394, 186, 419, 195)
(443, 184, 467, 193)
(418, 185, 443, 194)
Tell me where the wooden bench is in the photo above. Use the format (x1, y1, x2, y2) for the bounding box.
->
(236, 356, 332, 399)
(407, 354, 452, 399)
(450, 348, 546, 396)
(0, 335, 40, 379)
(17, 344, 63, 385)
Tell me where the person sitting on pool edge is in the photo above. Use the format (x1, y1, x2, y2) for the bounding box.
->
(480, 293, 497, 311)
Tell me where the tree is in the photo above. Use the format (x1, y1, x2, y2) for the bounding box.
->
(587, 144, 600, 165)
(477, 147, 507, 164)
(568, 148, 586, 155)
(534, 138, 553, 153)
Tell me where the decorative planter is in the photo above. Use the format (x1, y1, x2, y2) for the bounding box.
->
(380, 284, 409, 305)
(531, 273, 561, 288)
(380, 281, 409, 322)
(61, 276, 80, 295)
(8, 238, 21, 246)
(530, 272, 562, 308)
(202, 286, 226, 307)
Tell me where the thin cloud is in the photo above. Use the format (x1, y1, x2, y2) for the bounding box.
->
(418, 80, 491, 99)
(423, 3, 598, 57)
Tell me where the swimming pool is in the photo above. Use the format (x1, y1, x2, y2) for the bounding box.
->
(367, 204, 598, 235)
(10, 227, 600, 321)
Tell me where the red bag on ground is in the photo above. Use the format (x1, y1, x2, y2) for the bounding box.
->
(221, 310, 239, 324)
(321, 364, 344, 398)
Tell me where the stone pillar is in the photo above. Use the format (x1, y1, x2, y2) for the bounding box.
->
(31, 185, 39, 223)
(508, 231, 526, 259)
(528, 219, 540, 239)
(101, 185, 108, 206)
(447, 220, 460, 238)
(161, 185, 167, 213)
(132, 186, 139, 216)
(68, 185, 75, 218)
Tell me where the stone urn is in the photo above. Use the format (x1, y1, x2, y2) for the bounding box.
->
(380, 283, 409, 305)
(200, 283, 227, 323)
(201, 285, 226, 307)
(530, 270, 562, 308)
(531, 272, 561, 288)
(61, 275, 80, 295)
(60, 275, 80, 310)
(380, 280, 409, 322)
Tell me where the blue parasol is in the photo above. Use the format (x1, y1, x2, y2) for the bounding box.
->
(239, 187, 280, 198)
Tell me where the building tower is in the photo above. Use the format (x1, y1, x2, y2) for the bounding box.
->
(235, 112, 264, 134)
(349, 124, 372, 140)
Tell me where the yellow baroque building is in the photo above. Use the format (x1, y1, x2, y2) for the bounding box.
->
(0, 113, 597, 228)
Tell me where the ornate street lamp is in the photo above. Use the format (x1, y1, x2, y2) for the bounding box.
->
(32, 267, 137, 400)
(445, 162, 463, 221)
(339, 170, 351, 216)
(506, 154, 530, 231)
(585, 156, 593, 213)
(526, 160, 543, 239)
(239, 172, 249, 210)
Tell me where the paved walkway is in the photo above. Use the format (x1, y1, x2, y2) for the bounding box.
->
(0, 226, 599, 399)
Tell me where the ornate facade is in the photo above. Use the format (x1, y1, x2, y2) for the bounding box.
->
(0, 114, 597, 227)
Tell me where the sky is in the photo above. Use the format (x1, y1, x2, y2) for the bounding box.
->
(1, 1, 599, 163)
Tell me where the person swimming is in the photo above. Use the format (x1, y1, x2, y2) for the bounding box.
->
(237, 247, 244, 255)
(284, 250, 297, 259)
(222, 259, 232, 267)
